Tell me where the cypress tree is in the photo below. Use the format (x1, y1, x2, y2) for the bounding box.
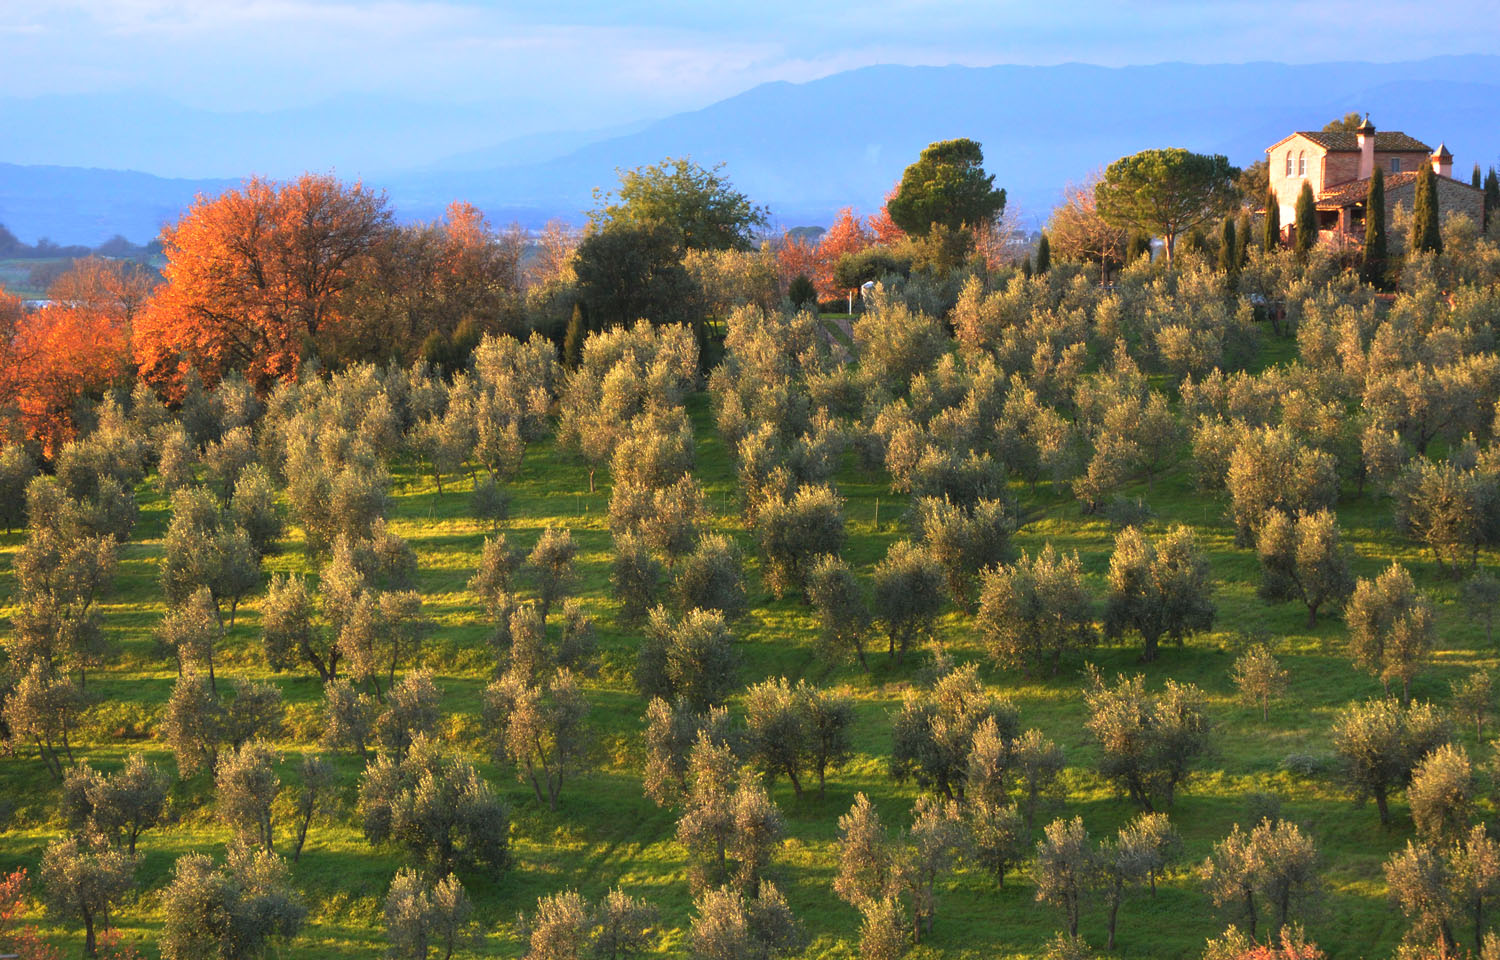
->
(1362, 166, 1387, 288)
(1293, 181, 1317, 264)
(1126, 231, 1150, 263)
(1235, 211, 1252, 265)
(563, 303, 587, 369)
(1263, 189, 1281, 250)
(1411, 164, 1442, 255)
(1034, 232, 1051, 274)
(1218, 217, 1238, 275)
(1474, 164, 1484, 189)
(1484, 168, 1499, 222)
(1021, 255, 1033, 279)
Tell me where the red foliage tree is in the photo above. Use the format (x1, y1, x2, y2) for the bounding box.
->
(814, 207, 872, 299)
(0, 868, 62, 960)
(134, 173, 392, 393)
(0, 299, 131, 454)
(866, 183, 907, 246)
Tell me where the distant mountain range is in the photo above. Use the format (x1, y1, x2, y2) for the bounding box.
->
(4, 56, 1499, 247)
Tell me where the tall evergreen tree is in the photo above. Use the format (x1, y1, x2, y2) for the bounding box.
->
(1363, 166, 1388, 288)
(1411, 164, 1442, 255)
(1235, 210, 1252, 265)
(563, 303, 587, 369)
(1484, 168, 1499, 223)
(1218, 217, 1238, 275)
(1294, 181, 1317, 264)
(1474, 164, 1483, 189)
(1034, 232, 1051, 274)
(1125, 231, 1151, 263)
(1263, 189, 1280, 250)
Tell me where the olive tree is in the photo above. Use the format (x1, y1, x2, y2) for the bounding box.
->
(384, 869, 474, 960)
(1231, 644, 1290, 721)
(978, 546, 1095, 676)
(807, 554, 872, 670)
(1103, 524, 1215, 662)
(635, 607, 739, 712)
(872, 541, 945, 665)
(1034, 816, 1094, 937)
(1331, 697, 1450, 826)
(39, 831, 134, 958)
(687, 882, 805, 960)
(484, 667, 592, 811)
(1200, 818, 1320, 939)
(1346, 563, 1436, 702)
(159, 845, 305, 960)
(743, 677, 853, 798)
(216, 741, 280, 852)
(1084, 669, 1210, 811)
(891, 662, 1017, 801)
(357, 735, 511, 874)
(755, 484, 846, 599)
(1407, 743, 1475, 844)
(1256, 509, 1355, 626)
(62, 755, 169, 855)
(517, 887, 658, 960)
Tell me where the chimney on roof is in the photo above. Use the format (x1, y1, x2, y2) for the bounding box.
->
(1357, 114, 1376, 181)
(1432, 143, 1453, 179)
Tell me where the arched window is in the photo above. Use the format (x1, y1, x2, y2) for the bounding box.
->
(1285, 152, 1293, 176)
(1297, 151, 1306, 176)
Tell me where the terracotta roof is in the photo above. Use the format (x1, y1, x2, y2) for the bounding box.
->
(1268, 130, 1432, 153)
(1313, 170, 1482, 210)
(1315, 172, 1418, 209)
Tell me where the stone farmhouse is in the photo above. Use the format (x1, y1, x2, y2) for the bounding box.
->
(1266, 116, 1485, 244)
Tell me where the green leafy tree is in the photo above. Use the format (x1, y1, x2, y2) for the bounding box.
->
(39, 831, 134, 958)
(62, 755, 169, 856)
(357, 735, 511, 874)
(484, 667, 592, 811)
(1034, 232, 1051, 274)
(1451, 671, 1495, 740)
(589, 157, 767, 252)
(573, 223, 698, 331)
(890, 662, 1015, 801)
(807, 554, 873, 670)
(635, 607, 739, 712)
(1407, 743, 1474, 844)
(1200, 819, 1320, 939)
(517, 887, 659, 960)
(216, 742, 280, 852)
(687, 882, 805, 960)
(887, 139, 1006, 236)
(755, 485, 846, 600)
(1095, 148, 1239, 263)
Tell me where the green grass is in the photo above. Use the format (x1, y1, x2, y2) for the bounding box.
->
(2, 389, 1494, 959)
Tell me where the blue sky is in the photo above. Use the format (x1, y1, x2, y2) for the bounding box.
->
(3, 0, 1497, 136)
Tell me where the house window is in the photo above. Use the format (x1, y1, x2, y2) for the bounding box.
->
(1390, 158, 1402, 173)
(1285, 152, 1293, 176)
(1297, 152, 1306, 176)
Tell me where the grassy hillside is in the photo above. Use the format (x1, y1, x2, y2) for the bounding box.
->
(0, 381, 1491, 960)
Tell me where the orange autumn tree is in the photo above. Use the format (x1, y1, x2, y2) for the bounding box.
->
(775, 232, 820, 297)
(135, 173, 392, 392)
(866, 183, 907, 246)
(0, 284, 131, 454)
(815, 207, 872, 299)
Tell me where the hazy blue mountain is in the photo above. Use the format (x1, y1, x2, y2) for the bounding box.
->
(4, 56, 1498, 245)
